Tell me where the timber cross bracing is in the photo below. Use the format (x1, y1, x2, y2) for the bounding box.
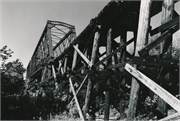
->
(26, 0, 179, 120)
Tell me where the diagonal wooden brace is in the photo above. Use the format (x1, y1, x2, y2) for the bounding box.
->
(150, 17, 179, 36)
(139, 25, 179, 57)
(73, 45, 93, 68)
(68, 75, 89, 108)
(125, 63, 180, 112)
(69, 78, 85, 121)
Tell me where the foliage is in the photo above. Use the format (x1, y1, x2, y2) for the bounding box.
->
(1, 45, 33, 120)
(0, 45, 13, 62)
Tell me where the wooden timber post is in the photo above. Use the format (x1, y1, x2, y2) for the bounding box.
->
(127, 0, 152, 120)
(83, 26, 101, 118)
(104, 28, 112, 120)
(119, 31, 127, 119)
(64, 55, 68, 73)
(160, 0, 174, 55)
(157, 0, 174, 117)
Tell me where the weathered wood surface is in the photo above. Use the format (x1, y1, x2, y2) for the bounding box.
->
(158, 0, 174, 117)
(72, 44, 78, 70)
(73, 45, 93, 68)
(127, 0, 152, 120)
(150, 17, 179, 36)
(125, 63, 180, 112)
(104, 28, 112, 120)
(52, 65, 56, 79)
(160, 0, 174, 54)
(69, 78, 85, 121)
(68, 75, 89, 108)
(159, 113, 180, 121)
(139, 25, 178, 56)
(83, 27, 100, 118)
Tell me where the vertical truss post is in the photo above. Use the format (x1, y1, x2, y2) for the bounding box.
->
(119, 30, 127, 119)
(47, 22, 54, 59)
(83, 26, 100, 119)
(157, 0, 174, 118)
(104, 28, 112, 120)
(127, 0, 152, 120)
(160, 0, 174, 55)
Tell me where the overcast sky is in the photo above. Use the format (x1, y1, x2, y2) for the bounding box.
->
(1, 0, 180, 70)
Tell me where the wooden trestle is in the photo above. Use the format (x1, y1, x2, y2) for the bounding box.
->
(26, 0, 179, 120)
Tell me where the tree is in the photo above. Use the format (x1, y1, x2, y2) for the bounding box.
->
(0, 45, 32, 120)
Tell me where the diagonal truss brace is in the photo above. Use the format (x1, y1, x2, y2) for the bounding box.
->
(125, 63, 180, 112)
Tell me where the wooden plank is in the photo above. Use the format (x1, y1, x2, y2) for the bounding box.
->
(73, 45, 93, 68)
(104, 28, 112, 120)
(160, 0, 174, 54)
(69, 78, 85, 121)
(95, 42, 125, 67)
(63, 56, 68, 73)
(72, 26, 97, 70)
(139, 25, 178, 57)
(127, 0, 152, 120)
(52, 65, 56, 79)
(72, 44, 78, 70)
(83, 26, 101, 119)
(68, 75, 89, 108)
(125, 63, 180, 112)
(150, 17, 179, 36)
(158, 0, 174, 116)
(159, 112, 180, 121)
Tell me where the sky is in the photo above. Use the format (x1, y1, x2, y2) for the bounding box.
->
(1, 0, 109, 68)
(1, 0, 180, 70)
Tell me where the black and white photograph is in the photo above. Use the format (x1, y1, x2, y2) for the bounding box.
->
(1, 0, 180, 120)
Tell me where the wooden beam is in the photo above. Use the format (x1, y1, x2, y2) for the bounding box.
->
(159, 113, 180, 121)
(139, 25, 178, 57)
(72, 44, 78, 71)
(104, 28, 112, 120)
(63, 55, 68, 73)
(83, 26, 101, 118)
(125, 63, 180, 112)
(158, 0, 174, 117)
(94, 37, 135, 67)
(94, 42, 125, 67)
(52, 65, 56, 79)
(127, 0, 152, 120)
(73, 45, 93, 68)
(68, 75, 89, 108)
(160, 0, 174, 54)
(150, 17, 179, 36)
(73, 26, 97, 70)
(69, 78, 85, 121)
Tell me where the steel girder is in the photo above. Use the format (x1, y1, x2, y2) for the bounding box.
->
(26, 20, 76, 79)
